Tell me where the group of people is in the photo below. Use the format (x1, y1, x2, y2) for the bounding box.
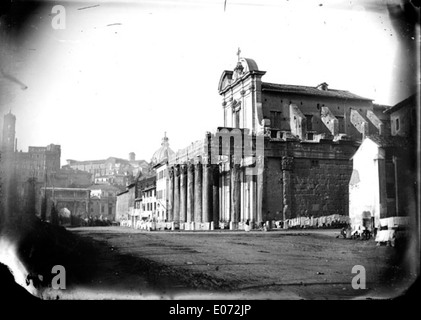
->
(82, 215, 113, 227)
(339, 224, 372, 240)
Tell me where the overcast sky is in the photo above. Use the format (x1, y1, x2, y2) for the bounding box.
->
(0, 0, 414, 166)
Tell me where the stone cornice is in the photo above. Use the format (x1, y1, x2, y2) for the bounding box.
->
(219, 70, 266, 95)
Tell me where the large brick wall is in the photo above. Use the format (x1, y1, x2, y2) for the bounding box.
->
(264, 158, 283, 221)
(290, 158, 352, 218)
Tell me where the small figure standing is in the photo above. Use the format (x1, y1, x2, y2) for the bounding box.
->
(245, 219, 251, 232)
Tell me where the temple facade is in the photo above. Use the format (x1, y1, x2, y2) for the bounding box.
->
(161, 57, 388, 230)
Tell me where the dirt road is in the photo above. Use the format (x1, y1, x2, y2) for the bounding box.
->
(41, 226, 415, 300)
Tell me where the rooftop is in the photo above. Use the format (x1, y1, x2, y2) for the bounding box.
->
(66, 156, 140, 165)
(87, 184, 124, 192)
(383, 93, 417, 114)
(261, 82, 372, 101)
(367, 134, 411, 148)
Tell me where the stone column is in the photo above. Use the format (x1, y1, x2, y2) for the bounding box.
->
(212, 164, 220, 225)
(173, 165, 180, 222)
(256, 156, 264, 224)
(179, 164, 187, 223)
(281, 156, 294, 221)
(168, 166, 174, 222)
(225, 173, 231, 222)
(231, 163, 241, 223)
(393, 156, 400, 216)
(194, 163, 203, 222)
(249, 175, 255, 222)
(202, 164, 212, 222)
(187, 162, 195, 223)
(377, 158, 387, 218)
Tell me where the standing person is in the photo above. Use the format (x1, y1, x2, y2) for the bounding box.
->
(245, 219, 251, 232)
(346, 224, 352, 239)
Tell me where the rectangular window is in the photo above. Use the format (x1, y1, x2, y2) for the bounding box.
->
(270, 130, 278, 139)
(337, 116, 345, 133)
(270, 111, 282, 129)
(305, 115, 313, 131)
(232, 110, 240, 128)
(395, 118, 400, 131)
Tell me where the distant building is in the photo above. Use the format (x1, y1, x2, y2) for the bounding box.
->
(1, 112, 61, 220)
(1, 111, 61, 180)
(88, 184, 122, 221)
(64, 155, 150, 186)
(151, 133, 175, 222)
(349, 94, 417, 232)
(139, 177, 157, 221)
(1, 111, 16, 152)
(40, 187, 90, 226)
(116, 183, 136, 223)
(0, 112, 95, 222)
(385, 94, 417, 140)
(128, 152, 150, 177)
(49, 167, 92, 188)
(116, 173, 157, 226)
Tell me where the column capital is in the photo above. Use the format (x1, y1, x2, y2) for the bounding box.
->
(174, 164, 180, 176)
(203, 163, 212, 169)
(168, 166, 174, 178)
(195, 162, 203, 170)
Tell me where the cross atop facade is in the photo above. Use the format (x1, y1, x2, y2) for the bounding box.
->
(236, 47, 241, 61)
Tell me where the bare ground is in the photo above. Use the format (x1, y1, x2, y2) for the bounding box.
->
(38, 226, 416, 300)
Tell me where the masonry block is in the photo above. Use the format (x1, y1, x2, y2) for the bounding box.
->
(350, 109, 369, 139)
(321, 106, 339, 136)
(366, 109, 384, 135)
(290, 104, 306, 140)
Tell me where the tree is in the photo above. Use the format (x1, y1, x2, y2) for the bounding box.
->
(24, 177, 37, 217)
(50, 201, 59, 225)
(40, 196, 47, 221)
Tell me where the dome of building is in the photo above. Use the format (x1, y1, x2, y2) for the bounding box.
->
(151, 133, 175, 165)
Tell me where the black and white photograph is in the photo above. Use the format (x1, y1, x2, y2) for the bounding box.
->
(0, 0, 419, 306)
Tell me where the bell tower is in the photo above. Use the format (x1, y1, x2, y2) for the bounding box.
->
(2, 111, 16, 152)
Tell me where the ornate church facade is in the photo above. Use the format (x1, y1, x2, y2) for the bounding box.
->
(162, 57, 388, 230)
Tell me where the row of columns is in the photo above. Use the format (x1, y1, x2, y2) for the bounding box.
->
(168, 163, 220, 224)
(220, 163, 259, 224)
